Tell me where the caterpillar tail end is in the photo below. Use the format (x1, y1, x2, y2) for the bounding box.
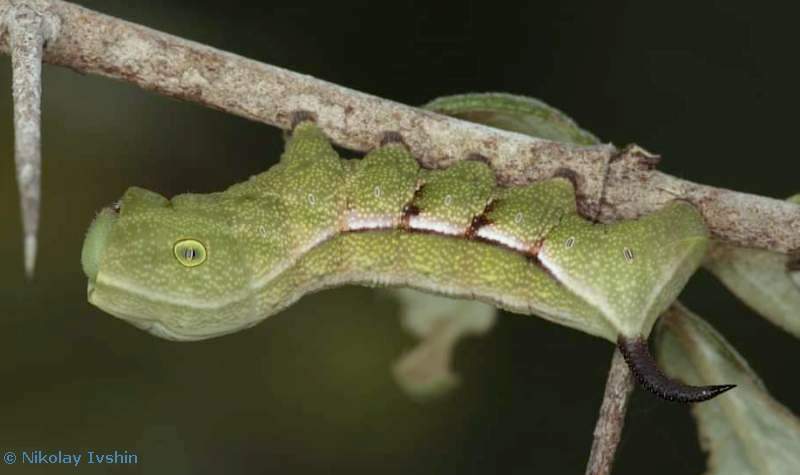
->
(617, 335, 736, 403)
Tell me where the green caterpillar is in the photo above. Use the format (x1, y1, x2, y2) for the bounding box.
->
(81, 113, 733, 402)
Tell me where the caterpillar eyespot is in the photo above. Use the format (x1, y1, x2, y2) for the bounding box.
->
(173, 239, 207, 268)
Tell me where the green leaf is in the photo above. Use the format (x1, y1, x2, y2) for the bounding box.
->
(655, 304, 800, 474)
(423, 92, 600, 146)
(390, 289, 496, 400)
(704, 194, 800, 339)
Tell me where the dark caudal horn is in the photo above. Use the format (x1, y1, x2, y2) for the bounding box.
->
(617, 336, 736, 403)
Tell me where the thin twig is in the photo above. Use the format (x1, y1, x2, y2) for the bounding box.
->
(585, 349, 635, 475)
(0, 0, 798, 256)
(4, 2, 55, 278)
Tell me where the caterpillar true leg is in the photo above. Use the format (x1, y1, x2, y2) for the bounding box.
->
(617, 335, 735, 402)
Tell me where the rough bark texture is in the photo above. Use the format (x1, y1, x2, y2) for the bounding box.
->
(0, 0, 797, 258)
(585, 349, 635, 475)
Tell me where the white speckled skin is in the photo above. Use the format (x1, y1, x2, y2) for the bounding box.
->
(82, 122, 709, 342)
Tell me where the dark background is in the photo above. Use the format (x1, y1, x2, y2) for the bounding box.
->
(1, 1, 798, 474)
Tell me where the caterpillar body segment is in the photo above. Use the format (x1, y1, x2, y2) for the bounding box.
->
(82, 120, 730, 402)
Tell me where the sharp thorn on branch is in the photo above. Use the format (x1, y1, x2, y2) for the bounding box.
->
(6, 3, 57, 279)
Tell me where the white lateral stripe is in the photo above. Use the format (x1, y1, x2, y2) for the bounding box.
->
(102, 212, 546, 312)
(407, 215, 464, 236)
(475, 226, 529, 252)
(344, 213, 397, 231)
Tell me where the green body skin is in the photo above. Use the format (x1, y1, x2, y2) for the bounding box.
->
(82, 121, 708, 343)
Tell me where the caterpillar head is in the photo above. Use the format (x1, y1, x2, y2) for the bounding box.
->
(82, 187, 255, 341)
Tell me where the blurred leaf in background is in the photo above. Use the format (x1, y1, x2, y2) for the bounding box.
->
(704, 194, 800, 339)
(391, 289, 496, 399)
(656, 304, 800, 474)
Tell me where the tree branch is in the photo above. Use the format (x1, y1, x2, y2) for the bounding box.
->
(585, 348, 635, 475)
(0, 0, 797, 255)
